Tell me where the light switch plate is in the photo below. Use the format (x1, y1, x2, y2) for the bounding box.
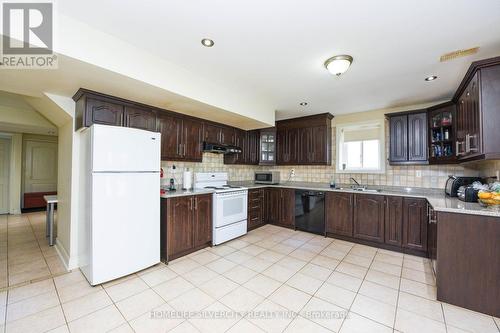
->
(416, 170, 422, 178)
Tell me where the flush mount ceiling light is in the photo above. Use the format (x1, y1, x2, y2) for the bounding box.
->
(324, 55, 353, 76)
(299, 102, 308, 106)
(201, 38, 214, 47)
(425, 75, 438, 81)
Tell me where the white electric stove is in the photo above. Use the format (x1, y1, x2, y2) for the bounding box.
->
(194, 173, 248, 245)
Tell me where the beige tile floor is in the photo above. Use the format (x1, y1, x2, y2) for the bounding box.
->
(1, 223, 499, 333)
(0, 212, 67, 289)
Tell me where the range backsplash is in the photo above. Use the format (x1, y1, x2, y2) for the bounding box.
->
(161, 124, 499, 189)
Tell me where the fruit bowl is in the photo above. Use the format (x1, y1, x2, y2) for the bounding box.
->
(478, 191, 500, 208)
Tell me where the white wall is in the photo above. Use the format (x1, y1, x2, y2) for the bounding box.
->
(0, 92, 57, 135)
(9, 133, 22, 214)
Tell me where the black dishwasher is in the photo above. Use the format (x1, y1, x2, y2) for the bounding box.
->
(294, 190, 325, 235)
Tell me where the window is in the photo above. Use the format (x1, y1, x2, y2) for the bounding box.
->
(336, 121, 385, 173)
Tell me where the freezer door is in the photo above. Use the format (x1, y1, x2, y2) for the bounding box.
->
(91, 125, 160, 172)
(88, 172, 160, 285)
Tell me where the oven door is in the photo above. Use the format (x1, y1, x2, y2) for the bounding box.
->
(214, 190, 248, 228)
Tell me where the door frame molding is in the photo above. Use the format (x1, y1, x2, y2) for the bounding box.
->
(0, 134, 12, 214)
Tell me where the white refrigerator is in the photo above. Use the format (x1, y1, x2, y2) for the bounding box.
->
(79, 125, 161, 285)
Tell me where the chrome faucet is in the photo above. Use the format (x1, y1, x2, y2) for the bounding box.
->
(350, 178, 361, 186)
(350, 178, 366, 190)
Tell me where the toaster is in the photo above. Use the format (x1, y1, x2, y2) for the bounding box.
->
(457, 186, 480, 202)
(445, 176, 483, 197)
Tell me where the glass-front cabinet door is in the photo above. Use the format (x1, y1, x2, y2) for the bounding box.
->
(259, 128, 276, 165)
(428, 103, 457, 164)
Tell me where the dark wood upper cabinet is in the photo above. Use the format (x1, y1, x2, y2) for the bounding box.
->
(204, 123, 235, 146)
(408, 112, 428, 162)
(247, 130, 260, 165)
(264, 188, 294, 227)
(224, 129, 260, 165)
(193, 194, 212, 248)
(353, 194, 385, 243)
(402, 198, 428, 253)
(80, 97, 124, 128)
(388, 111, 427, 164)
(325, 192, 353, 237)
(428, 102, 457, 164)
(161, 194, 212, 262)
(182, 119, 203, 161)
(276, 113, 333, 165)
(157, 113, 183, 161)
(453, 58, 500, 162)
(389, 115, 408, 163)
(385, 196, 403, 247)
(157, 114, 202, 162)
(203, 123, 222, 144)
(224, 129, 246, 164)
(259, 128, 276, 165)
(124, 106, 156, 132)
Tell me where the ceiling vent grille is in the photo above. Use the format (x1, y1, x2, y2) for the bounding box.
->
(440, 47, 479, 62)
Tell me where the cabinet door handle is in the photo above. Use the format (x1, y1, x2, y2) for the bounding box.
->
(468, 134, 478, 152)
(194, 198, 198, 210)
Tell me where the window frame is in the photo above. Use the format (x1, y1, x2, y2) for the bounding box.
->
(336, 120, 386, 174)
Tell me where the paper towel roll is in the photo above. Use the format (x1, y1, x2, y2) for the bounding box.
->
(183, 169, 192, 190)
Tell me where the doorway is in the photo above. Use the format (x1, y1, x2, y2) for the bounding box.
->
(0, 137, 11, 214)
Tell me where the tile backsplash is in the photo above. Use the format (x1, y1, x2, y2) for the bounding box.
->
(162, 120, 500, 189)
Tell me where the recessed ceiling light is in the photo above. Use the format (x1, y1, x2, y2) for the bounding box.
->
(324, 55, 353, 76)
(425, 75, 438, 81)
(299, 102, 308, 106)
(201, 38, 214, 47)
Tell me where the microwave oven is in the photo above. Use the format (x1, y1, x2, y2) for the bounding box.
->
(254, 171, 280, 184)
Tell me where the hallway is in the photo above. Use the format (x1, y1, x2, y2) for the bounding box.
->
(0, 212, 67, 289)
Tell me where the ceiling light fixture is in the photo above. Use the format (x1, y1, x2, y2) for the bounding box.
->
(425, 75, 438, 81)
(201, 38, 214, 47)
(299, 102, 308, 106)
(324, 55, 353, 76)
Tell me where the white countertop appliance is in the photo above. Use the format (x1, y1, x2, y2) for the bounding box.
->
(79, 125, 161, 285)
(194, 172, 248, 245)
(255, 171, 280, 184)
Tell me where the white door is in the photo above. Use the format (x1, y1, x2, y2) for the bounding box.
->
(0, 138, 10, 214)
(89, 172, 160, 284)
(91, 125, 160, 172)
(23, 139, 58, 193)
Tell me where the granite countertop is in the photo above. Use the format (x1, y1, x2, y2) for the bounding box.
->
(160, 188, 215, 199)
(229, 181, 500, 218)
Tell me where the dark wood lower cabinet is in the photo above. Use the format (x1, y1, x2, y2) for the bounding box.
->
(193, 194, 212, 248)
(326, 192, 427, 257)
(264, 188, 294, 227)
(161, 194, 212, 262)
(384, 196, 403, 246)
(436, 212, 500, 317)
(402, 198, 428, 254)
(353, 194, 385, 243)
(325, 192, 353, 237)
(248, 188, 265, 231)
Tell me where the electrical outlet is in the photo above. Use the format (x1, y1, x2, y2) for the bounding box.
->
(416, 170, 422, 178)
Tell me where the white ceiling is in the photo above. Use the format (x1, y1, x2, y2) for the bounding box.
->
(60, 0, 500, 120)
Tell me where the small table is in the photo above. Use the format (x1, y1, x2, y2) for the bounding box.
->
(44, 195, 58, 246)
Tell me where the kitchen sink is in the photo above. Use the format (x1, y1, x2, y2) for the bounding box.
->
(334, 187, 382, 193)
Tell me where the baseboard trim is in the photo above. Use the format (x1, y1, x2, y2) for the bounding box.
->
(54, 239, 79, 271)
